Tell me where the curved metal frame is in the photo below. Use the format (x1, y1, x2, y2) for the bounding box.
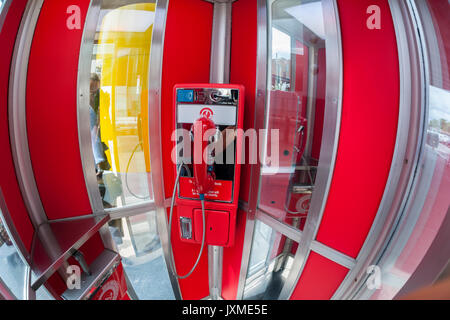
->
(237, 0, 344, 300)
(8, 0, 45, 230)
(8, 0, 68, 300)
(147, 0, 183, 300)
(331, 0, 427, 300)
(278, 0, 343, 300)
(77, 0, 182, 300)
(350, 0, 450, 300)
(76, 0, 120, 254)
(77, 0, 104, 216)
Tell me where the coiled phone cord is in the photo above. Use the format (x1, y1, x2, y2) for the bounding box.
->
(168, 161, 206, 279)
(125, 143, 150, 200)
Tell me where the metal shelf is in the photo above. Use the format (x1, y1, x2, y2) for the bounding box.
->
(62, 249, 120, 300)
(30, 214, 110, 291)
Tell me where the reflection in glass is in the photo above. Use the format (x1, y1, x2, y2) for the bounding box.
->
(0, 215, 26, 299)
(88, 1, 156, 209)
(259, 0, 327, 228)
(0, 0, 6, 14)
(109, 212, 174, 300)
(272, 28, 292, 91)
(243, 220, 298, 300)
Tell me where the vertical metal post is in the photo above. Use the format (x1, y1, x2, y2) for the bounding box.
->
(208, 0, 232, 300)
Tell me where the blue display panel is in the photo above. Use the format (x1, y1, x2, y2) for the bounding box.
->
(177, 89, 194, 103)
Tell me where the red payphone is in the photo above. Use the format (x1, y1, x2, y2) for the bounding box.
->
(168, 84, 244, 279)
(258, 90, 310, 220)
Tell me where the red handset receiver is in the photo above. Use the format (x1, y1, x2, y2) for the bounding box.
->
(192, 116, 216, 195)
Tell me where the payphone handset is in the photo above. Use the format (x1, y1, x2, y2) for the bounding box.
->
(168, 84, 244, 279)
(192, 116, 216, 195)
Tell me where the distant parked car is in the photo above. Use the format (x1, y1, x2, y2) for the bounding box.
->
(427, 130, 439, 148)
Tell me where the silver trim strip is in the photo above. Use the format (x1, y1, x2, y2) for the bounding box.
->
(278, 0, 343, 300)
(0, 277, 16, 300)
(25, 265, 36, 300)
(108, 201, 157, 220)
(255, 209, 302, 243)
(8, 0, 45, 229)
(148, 0, 183, 300)
(76, 0, 119, 254)
(310, 241, 355, 270)
(304, 46, 317, 159)
(255, 208, 355, 270)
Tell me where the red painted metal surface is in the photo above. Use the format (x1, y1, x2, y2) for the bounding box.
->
(315, 0, 400, 258)
(161, 0, 214, 300)
(290, 251, 349, 300)
(26, 0, 92, 220)
(179, 178, 233, 202)
(0, 0, 34, 251)
(193, 209, 230, 246)
(231, 0, 258, 204)
(222, 209, 248, 300)
(221, 0, 258, 300)
(167, 205, 210, 299)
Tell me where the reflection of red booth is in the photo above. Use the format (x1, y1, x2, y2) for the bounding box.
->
(90, 264, 129, 300)
(259, 90, 306, 221)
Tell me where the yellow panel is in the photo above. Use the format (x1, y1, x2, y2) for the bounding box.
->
(95, 3, 155, 173)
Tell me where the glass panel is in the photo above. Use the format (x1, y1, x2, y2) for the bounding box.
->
(35, 284, 53, 300)
(87, 1, 156, 208)
(258, 0, 327, 228)
(109, 212, 175, 300)
(0, 216, 27, 299)
(0, 0, 6, 14)
(243, 220, 298, 300)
